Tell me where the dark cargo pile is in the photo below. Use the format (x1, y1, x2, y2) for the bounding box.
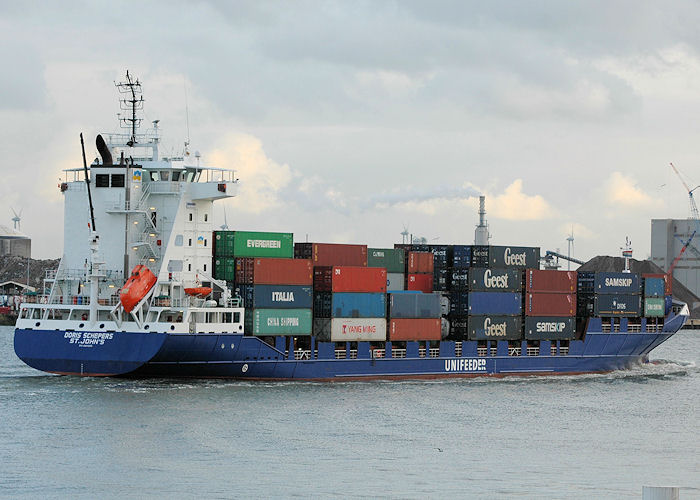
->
(0, 256, 59, 291)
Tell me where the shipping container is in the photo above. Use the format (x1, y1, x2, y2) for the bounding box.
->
(469, 268, 522, 292)
(468, 292, 522, 315)
(594, 272, 641, 294)
(294, 242, 368, 267)
(448, 268, 470, 291)
(451, 245, 472, 268)
(388, 292, 441, 318)
(594, 294, 641, 316)
(467, 315, 523, 340)
(449, 291, 469, 316)
(429, 245, 450, 268)
(214, 230, 294, 258)
(313, 266, 333, 291)
(388, 318, 441, 341)
(525, 293, 576, 316)
(471, 245, 489, 267)
(238, 284, 312, 309)
(406, 273, 433, 293)
(644, 297, 665, 317)
(433, 267, 448, 291)
(407, 251, 434, 273)
(643, 273, 672, 295)
(489, 245, 540, 268)
(313, 291, 332, 318)
(252, 258, 313, 285)
(448, 316, 469, 340)
(213, 256, 236, 281)
(525, 269, 576, 293)
(313, 318, 331, 338)
(577, 271, 595, 294)
(577, 293, 594, 317)
(331, 293, 386, 318)
(317, 318, 387, 342)
(367, 248, 405, 273)
(251, 308, 312, 335)
(524, 317, 576, 340)
(643, 277, 665, 298)
(234, 257, 255, 284)
(387, 272, 405, 291)
(331, 266, 387, 293)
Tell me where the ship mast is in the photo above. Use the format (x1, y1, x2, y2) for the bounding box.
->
(116, 71, 143, 147)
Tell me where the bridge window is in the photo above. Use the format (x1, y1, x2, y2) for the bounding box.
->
(188, 238, 192, 246)
(189, 213, 193, 222)
(95, 174, 109, 187)
(111, 174, 125, 187)
(149, 171, 160, 181)
(204, 213, 208, 222)
(160, 171, 170, 181)
(172, 171, 181, 181)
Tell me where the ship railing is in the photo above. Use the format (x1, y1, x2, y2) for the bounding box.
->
(334, 349, 346, 359)
(372, 348, 385, 358)
(391, 348, 406, 358)
(428, 347, 440, 358)
(293, 350, 311, 360)
(601, 322, 612, 333)
(560, 346, 569, 356)
(477, 347, 487, 357)
(490, 347, 497, 356)
(509, 347, 521, 356)
(628, 323, 642, 333)
(526, 346, 540, 356)
(550, 345, 558, 356)
(147, 181, 182, 195)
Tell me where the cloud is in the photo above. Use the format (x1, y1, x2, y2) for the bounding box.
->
(605, 171, 659, 208)
(487, 179, 553, 220)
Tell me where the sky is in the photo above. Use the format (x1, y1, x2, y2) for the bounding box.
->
(2, 1, 700, 263)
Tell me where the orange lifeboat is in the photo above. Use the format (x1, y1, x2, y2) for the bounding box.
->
(184, 287, 213, 297)
(120, 265, 157, 313)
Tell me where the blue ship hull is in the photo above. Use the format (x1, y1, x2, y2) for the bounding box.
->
(14, 314, 685, 379)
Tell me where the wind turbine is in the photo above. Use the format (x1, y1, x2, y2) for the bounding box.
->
(566, 226, 574, 271)
(11, 207, 22, 232)
(220, 205, 230, 231)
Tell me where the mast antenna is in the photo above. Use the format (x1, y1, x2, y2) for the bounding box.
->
(184, 77, 191, 154)
(115, 70, 143, 147)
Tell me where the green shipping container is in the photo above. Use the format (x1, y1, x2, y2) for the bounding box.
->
(367, 248, 405, 273)
(214, 231, 235, 257)
(215, 231, 293, 258)
(644, 297, 665, 317)
(213, 256, 236, 281)
(252, 308, 312, 335)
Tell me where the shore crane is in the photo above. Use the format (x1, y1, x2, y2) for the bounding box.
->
(667, 163, 700, 278)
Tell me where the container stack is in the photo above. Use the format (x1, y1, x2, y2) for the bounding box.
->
(592, 272, 641, 317)
(406, 251, 434, 292)
(642, 276, 665, 318)
(294, 242, 367, 266)
(524, 270, 577, 340)
(312, 266, 387, 342)
(387, 292, 442, 341)
(445, 245, 471, 339)
(467, 267, 523, 340)
(429, 245, 451, 292)
(368, 248, 405, 291)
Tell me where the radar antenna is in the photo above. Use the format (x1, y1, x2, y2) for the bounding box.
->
(115, 70, 144, 147)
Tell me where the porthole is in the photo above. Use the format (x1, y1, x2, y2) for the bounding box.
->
(144, 325, 150, 330)
(170, 325, 175, 331)
(99, 323, 105, 329)
(35, 322, 40, 327)
(79, 323, 85, 328)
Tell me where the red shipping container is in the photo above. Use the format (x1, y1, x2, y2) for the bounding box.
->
(235, 257, 255, 284)
(642, 273, 672, 295)
(406, 273, 433, 293)
(331, 266, 387, 293)
(295, 242, 367, 266)
(388, 318, 441, 341)
(525, 293, 576, 316)
(253, 258, 313, 285)
(407, 252, 434, 273)
(525, 269, 577, 293)
(313, 266, 333, 291)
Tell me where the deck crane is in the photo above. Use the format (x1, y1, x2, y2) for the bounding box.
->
(667, 162, 700, 278)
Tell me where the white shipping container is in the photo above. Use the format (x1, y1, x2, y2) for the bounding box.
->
(330, 318, 387, 342)
(387, 273, 405, 291)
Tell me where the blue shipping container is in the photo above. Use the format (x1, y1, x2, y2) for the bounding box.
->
(644, 277, 665, 297)
(468, 292, 522, 315)
(594, 272, 641, 294)
(594, 294, 641, 316)
(451, 245, 472, 268)
(388, 292, 441, 318)
(332, 293, 386, 318)
(245, 284, 313, 309)
(449, 291, 469, 316)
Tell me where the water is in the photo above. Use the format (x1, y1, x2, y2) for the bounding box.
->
(1, 326, 698, 499)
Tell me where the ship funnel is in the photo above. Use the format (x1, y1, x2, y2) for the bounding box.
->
(96, 134, 113, 166)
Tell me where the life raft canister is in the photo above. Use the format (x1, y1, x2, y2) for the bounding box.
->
(184, 287, 213, 298)
(120, 265, 157, 313)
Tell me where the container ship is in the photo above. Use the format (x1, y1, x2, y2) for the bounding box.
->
(13, 73, 689, 379)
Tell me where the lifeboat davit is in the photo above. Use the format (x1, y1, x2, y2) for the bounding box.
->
(120, 265, 157, 313)
(184, 287, 212, 297)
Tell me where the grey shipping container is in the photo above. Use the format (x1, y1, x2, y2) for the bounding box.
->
(489, 245, 540, 268)
(524, 317, 576, 340)
(594, 272, 641, 294)
(388, 292, 441, 318)
(594, 294, 641, 316)
(469, 267, 522, 292)
(387, 273, 405, 291)
(467, 315, 523, 340)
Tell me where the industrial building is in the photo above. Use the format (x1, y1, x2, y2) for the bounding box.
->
(0, 225, 31, 258)
(650, 218, 700, 299)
